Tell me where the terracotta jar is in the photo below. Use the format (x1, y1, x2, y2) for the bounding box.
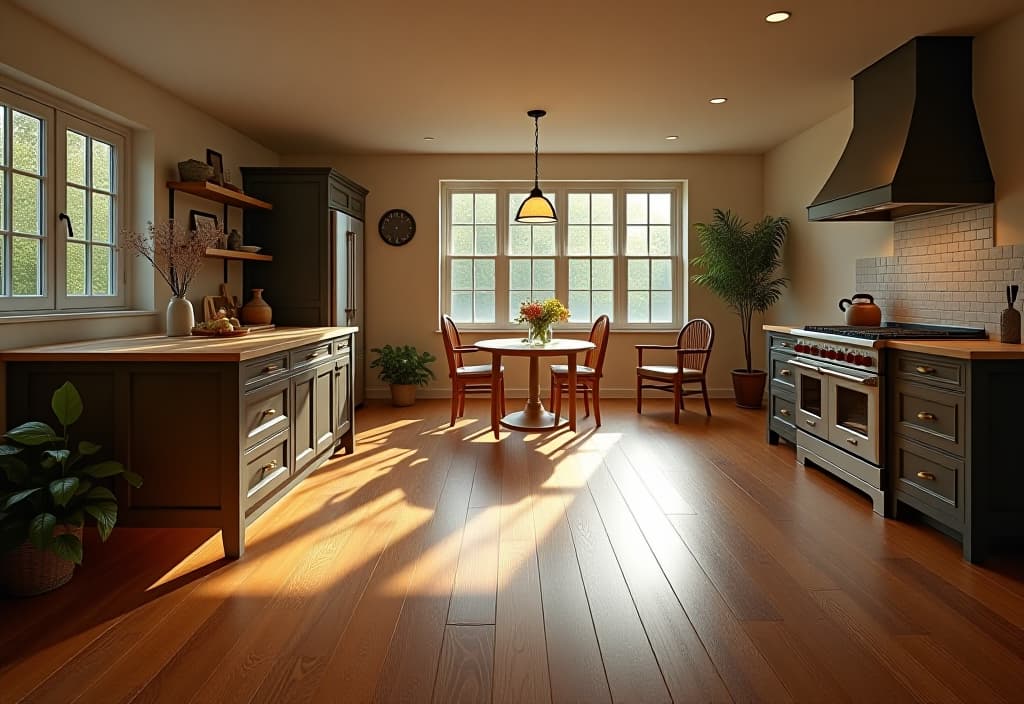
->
(241, 289, 273, 325)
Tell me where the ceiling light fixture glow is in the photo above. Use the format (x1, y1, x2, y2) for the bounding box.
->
(665, 135, 679, 141)
(765, 11, 791, 23)
(709, 97, 728, 104)
(423, 136, 435, 141)
(515, 109, 557, 224)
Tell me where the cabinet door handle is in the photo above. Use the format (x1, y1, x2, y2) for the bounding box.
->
(261, 408, 278, 418)
(915, 365, 936, 374)
(307, 352, 325, 360)
(780, 369, 792, 377)
(260, 460, 279, 475)
(262, 364, 280, 374)
(804, 419, 816, 427)
(778, 408, 790, 416)
(916, 471, 936, 481)
(780, 341, 791, 348)
(845, 437, 858, 446)
(916, 411, 936, 421)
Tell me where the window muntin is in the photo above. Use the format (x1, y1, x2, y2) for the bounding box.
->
(441, 181, 683, 330)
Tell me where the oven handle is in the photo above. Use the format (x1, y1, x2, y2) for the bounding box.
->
(790, 358, 879, 387)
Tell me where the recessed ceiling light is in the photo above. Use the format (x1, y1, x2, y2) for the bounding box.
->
(423, 136, 435, 141)
(765, 11, 791, 23)
(665, 135, 679, 141)
(709, 97, 728, 104)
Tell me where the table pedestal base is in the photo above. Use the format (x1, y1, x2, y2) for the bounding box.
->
(500, 398, 566, 431)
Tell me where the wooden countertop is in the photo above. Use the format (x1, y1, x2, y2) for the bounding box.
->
(762, 324, 1024, 360)
(0, 327, 358, 363)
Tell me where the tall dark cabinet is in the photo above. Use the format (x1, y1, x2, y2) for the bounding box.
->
(241, 167, 369, 405)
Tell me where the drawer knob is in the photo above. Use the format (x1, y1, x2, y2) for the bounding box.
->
(916, 411, 937, 421)
(262, 364, 280, 374)
(261, 460, 279, 474)
(307, 352, 324, 360)
(845, 438, 858, 446)
(780, 341, 791, 348)
(804, 419, 816, 427)
(780, 369, 792, 377)
(779, 408, 790, 416)
(261, 408, 278, 418)
(915, 366, 936, 374)
(916, 471, 936, 481)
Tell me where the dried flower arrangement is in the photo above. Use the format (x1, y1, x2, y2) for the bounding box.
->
(121, 220, 224, 297)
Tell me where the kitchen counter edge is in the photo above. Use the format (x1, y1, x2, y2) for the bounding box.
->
(763, 324, 1024, 360)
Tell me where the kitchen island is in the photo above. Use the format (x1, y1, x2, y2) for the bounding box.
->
(1, 327, 357, 558)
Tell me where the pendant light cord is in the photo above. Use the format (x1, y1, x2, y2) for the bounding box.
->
(533, 114, 540, 189)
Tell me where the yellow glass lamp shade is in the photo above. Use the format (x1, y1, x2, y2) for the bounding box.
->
(515, 187, 557, 224)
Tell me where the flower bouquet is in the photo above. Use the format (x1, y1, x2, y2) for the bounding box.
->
(514, 298, 570, 345)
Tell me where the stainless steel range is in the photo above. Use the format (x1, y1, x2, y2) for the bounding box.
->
(787, 323, 986, 514)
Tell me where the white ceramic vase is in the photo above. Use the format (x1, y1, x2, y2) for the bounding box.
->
(166, 296, 194, 337)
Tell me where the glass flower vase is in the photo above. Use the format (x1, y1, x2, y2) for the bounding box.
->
(527, 322, 553, 346)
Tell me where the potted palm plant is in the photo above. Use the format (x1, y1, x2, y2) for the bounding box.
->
(0, 381, 143, 596)
(369, 345, 437, 407)
(691, 209, 790, 408)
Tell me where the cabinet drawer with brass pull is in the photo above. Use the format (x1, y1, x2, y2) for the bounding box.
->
(893, 351, 965, 391)
(892, 380, 964, 457)
(892, 436, 961, 517)
(291, 342, 333, 370)
(245, 434, 290, 511)
(243, 353, 289, 389)
(243, 379, 289, 451)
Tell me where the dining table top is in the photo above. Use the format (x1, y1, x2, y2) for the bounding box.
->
(474, 337, 595, 356)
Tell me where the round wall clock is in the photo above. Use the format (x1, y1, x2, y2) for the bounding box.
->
(378, 209, 416, 246)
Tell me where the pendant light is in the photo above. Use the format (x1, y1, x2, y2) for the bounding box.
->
(515, 109, 557, 224)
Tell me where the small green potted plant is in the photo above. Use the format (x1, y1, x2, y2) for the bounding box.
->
(370, 345, 437, 407)
(0, 381, 143, 596)
(692, 209, 790, 408)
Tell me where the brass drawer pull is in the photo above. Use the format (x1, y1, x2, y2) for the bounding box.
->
(260, 460, 279, 474)
(916, 411, 936, 421)
(780, 369, 792, 377)
(307, 351, 325, 360)
(804, 419, 816, 427)
(845, 438, 858, 446)
(916, 471, 936, 481)
(780, 341, 791, 348)
(261, 408, 278, 418)
(915, 365, 936, 374)
(778, 408, 790, 416)
(262, 364, 280, 374)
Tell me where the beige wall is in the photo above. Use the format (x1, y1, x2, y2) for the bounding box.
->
(0, 3, 279, 427)
(765, 9, 1024, 327)
(282, 153, 764, 398)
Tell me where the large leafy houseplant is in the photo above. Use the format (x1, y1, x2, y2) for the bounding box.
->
(0, 382, 143, 568)
(370, 345, 437, 406)
(691, 209, 789, 406)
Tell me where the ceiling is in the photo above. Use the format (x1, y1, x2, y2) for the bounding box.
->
(11, 0, 1023, 155)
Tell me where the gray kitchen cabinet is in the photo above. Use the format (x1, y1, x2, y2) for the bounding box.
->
(887, 350, 1024, 562)
(766, 331, 798, 445)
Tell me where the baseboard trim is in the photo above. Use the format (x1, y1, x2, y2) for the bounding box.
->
(365, 385, 737, 400)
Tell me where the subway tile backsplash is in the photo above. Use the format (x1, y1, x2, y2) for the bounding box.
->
(855, 205, 1014, 335)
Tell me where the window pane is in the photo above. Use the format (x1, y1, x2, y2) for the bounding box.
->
(628, 259, 650, 289)
(650, 193, 672, 224)
(0, 235, 5, 294)
(533, 259, 555, 290)
(593, 259, 614, 289)
(92, 192, 112, 243)
(451, 259, 473, 289)
(651, 259, 672, 290)
(12, 173, 41, 235)
(626, 193, 647, 224)
(628, 291, 649, 323)
(474, 292, 494, 322)
(568, 291, 590, 323)
(650, 226, 671, 256)
(0, 106, 5, 165)
(12, 111, 41, 175)
(66, 186, 86, 239)
(626, 225, 647, 255)
(567, 225, 589, 255)
(12, 235, 40, 295)
(475, 193, 496, 223)
(92, 245, 111, 295)
(510, 291, 530, 316)
(452, 194, 474, 224)
(592, 225, 614, 255)
(651, 291, 672, 323)
(509, 259, 531, 289)
(592, 194, 613, 223)
(452, 225, 473, 254)
(568, 193, 588, 222)
(0, 172, 5, 228)
(66, 240, 86, 295)
(452, 292, 473, 321)
(66, 130, 87, 185)
(476, 225, 496, 256)
(474, 259, 494, 289)
(92, 140, 113, 192)
(532, 225, 555, 255)
(569, 259, 590, 289)
(593, 291, 614, 320)
(509, 225, 531, 256)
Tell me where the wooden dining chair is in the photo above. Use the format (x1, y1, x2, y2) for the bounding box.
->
(636, 318, 715, 423)
(440, 314, 506, 427)
(548, 315, 611, 426)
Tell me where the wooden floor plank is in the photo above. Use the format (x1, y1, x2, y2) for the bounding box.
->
(447, 507, 499, 626)
(432, 625, 494, 704)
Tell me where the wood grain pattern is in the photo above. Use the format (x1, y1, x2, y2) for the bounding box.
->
(3, 399, 1023, 704)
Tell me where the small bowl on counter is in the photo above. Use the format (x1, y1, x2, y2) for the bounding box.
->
(238, 245, 262, 253)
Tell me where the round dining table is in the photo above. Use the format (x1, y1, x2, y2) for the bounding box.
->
(474, 337, 596, 438)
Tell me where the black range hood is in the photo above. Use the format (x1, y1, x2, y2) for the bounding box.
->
(808, 36, 993, 222)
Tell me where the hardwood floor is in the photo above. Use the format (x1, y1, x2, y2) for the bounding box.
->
(2, 398, 1024, 703)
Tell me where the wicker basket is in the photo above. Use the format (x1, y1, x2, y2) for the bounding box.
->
(177, 159, 215, 182)
(0, 524, 82, 597)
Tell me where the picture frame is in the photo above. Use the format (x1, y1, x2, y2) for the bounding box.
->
(206, 148, 224, 186)
(189, 209, 219, 236)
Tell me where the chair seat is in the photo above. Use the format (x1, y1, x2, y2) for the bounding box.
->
(549, 364, 596, 377)
(456, 363, 503, 378)
(638, 365, 703, 380)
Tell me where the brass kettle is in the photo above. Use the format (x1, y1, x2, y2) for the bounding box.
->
(839, 293, 882, 326)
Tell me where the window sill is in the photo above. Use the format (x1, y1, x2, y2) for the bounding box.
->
(0, 309, 159, 325)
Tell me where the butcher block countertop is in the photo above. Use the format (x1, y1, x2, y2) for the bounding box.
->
(763, 324, 1024, 360)
(0, 327, 358, 363)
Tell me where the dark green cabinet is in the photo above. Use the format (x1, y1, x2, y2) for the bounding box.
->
(766, 331, 797, 445)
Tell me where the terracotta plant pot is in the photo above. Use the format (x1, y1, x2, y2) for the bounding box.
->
(390, 383, 417, 407)
(732, 369, 767, 409)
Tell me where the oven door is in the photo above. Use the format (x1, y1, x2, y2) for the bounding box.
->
(792, 359, 829, 441)
(818, 361, 880, 465)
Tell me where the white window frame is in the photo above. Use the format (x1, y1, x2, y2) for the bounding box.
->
(439, 180, 686, 331)
(0, 79, 129, 314)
